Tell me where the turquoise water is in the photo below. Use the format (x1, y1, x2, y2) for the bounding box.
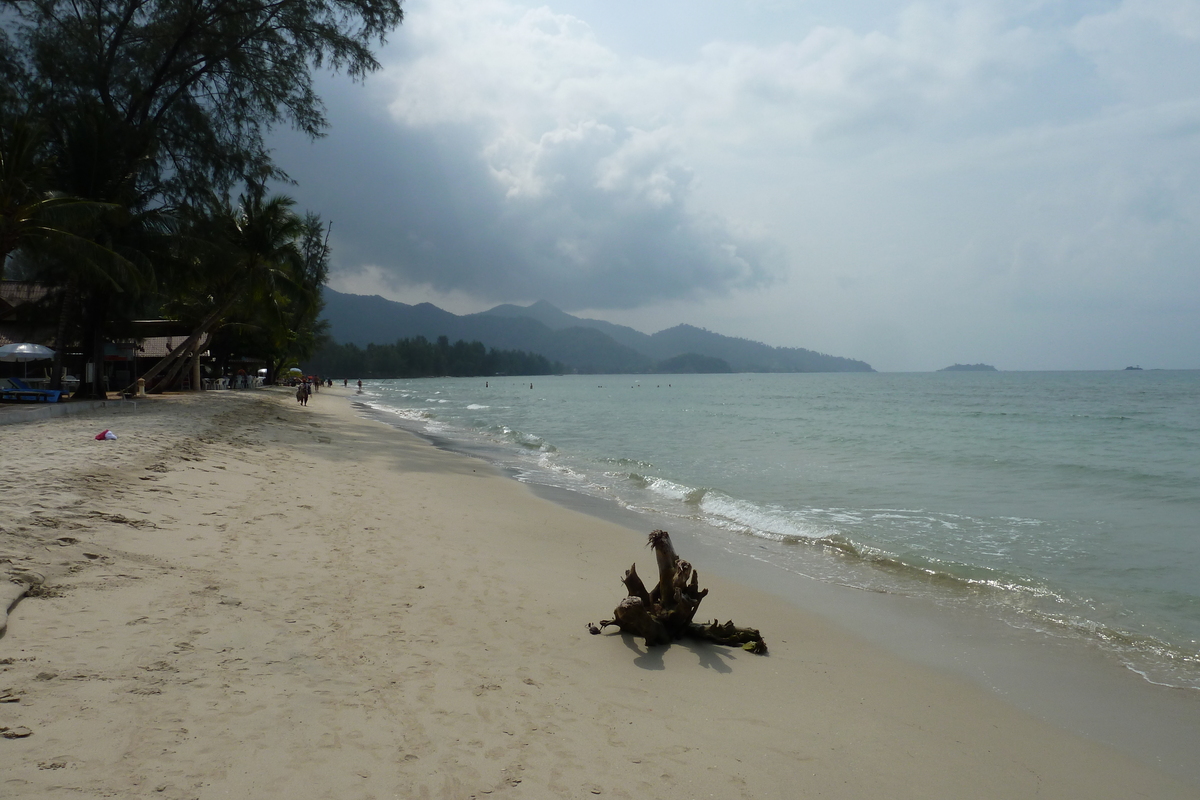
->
(355, 370, 1200, 689)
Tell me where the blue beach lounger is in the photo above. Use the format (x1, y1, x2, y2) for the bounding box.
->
(0, 377, 65, 403)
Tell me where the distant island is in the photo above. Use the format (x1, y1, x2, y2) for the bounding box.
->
(939, 363, 997, 372)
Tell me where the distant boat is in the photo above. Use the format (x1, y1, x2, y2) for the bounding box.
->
(1124, 366, 1143, 370)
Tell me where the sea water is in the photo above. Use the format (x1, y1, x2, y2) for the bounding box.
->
(352, 370, 1200, 692)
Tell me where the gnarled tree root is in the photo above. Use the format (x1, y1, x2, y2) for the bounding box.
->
(589, 530, 767, 655)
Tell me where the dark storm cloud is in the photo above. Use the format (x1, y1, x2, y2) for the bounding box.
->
(271, 84, 779, 310)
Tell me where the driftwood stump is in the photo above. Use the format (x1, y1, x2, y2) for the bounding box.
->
(589, 530, 767, 654)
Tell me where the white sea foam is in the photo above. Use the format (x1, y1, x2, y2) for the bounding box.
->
(699, 493, 831, 541)
(646, 477, 699, 502)
(535, 451, 586, 481)
(367, 402, 430, 423)
(517, 432, 544, 448)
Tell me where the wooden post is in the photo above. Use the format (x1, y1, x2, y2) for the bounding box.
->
(190, 342, 202, 391)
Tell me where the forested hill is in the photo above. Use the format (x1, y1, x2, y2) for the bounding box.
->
(647, 324, 873, 373)
(320, 288, 873, 374)
(305, 336, 561, 378)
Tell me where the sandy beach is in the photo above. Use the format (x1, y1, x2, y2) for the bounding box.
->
(1, 387, 1196, 800)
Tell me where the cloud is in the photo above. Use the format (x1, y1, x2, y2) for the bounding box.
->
(275, 99, 779, 309)
(271, 0, 1200, 368)
(386, 0, 1060, 148)
(1071, 0, 1200, 102)
(683, 4, 1052, 146)
(289, 0, 1061, 310)
(272, 0, 783, 310)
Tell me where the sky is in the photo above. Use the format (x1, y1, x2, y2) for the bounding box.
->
(270, 0, 1200, 371)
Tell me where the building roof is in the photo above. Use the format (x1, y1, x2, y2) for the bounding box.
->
(0, 284, 212, 358)
(133, 333, 211, 359)
(0, 282, 52, 321)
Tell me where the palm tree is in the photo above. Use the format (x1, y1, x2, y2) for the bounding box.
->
(140, 188, 310, 391)
(0, 120, 125, 283)
(264, 212, 330, 381)
(1, 119, 156, 395)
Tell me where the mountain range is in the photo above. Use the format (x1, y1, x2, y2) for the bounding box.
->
(320, 288, 874, 374)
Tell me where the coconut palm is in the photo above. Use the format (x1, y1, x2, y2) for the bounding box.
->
(1, 118, 161, 395)
(0, 119, 129, 283)
(140, 188, 311, 391)
(217, 211, 330, 383)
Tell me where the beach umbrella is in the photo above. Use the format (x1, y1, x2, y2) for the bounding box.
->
(0, 343, 56, 378)
(0, 342, 55, 361)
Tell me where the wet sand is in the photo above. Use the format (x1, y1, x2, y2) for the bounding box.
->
(1, 387, 1195, 799)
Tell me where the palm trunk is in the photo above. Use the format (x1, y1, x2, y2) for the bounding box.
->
(77, 289, 111, 399)
(135, 291, 240, 393)
(49, 284, 71, 392)
(156, 350, 191, 392)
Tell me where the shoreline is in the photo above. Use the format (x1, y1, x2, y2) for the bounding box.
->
(1, 386, 1196, 798)
(356, 390, 1200, 786)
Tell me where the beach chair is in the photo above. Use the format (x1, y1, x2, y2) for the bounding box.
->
(0, 377, 65, 403)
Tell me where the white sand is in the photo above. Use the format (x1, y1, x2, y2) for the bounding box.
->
(1, 388, 1195, 799)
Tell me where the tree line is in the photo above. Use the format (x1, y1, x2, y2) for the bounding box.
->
(305, 337, 563, 379)
(0, 0, 405, 395)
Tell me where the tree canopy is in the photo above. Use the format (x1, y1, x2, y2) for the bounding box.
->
(306, 337, 564, 379)
(0, 0, 403, 394)
(3, 0, 403, 204)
